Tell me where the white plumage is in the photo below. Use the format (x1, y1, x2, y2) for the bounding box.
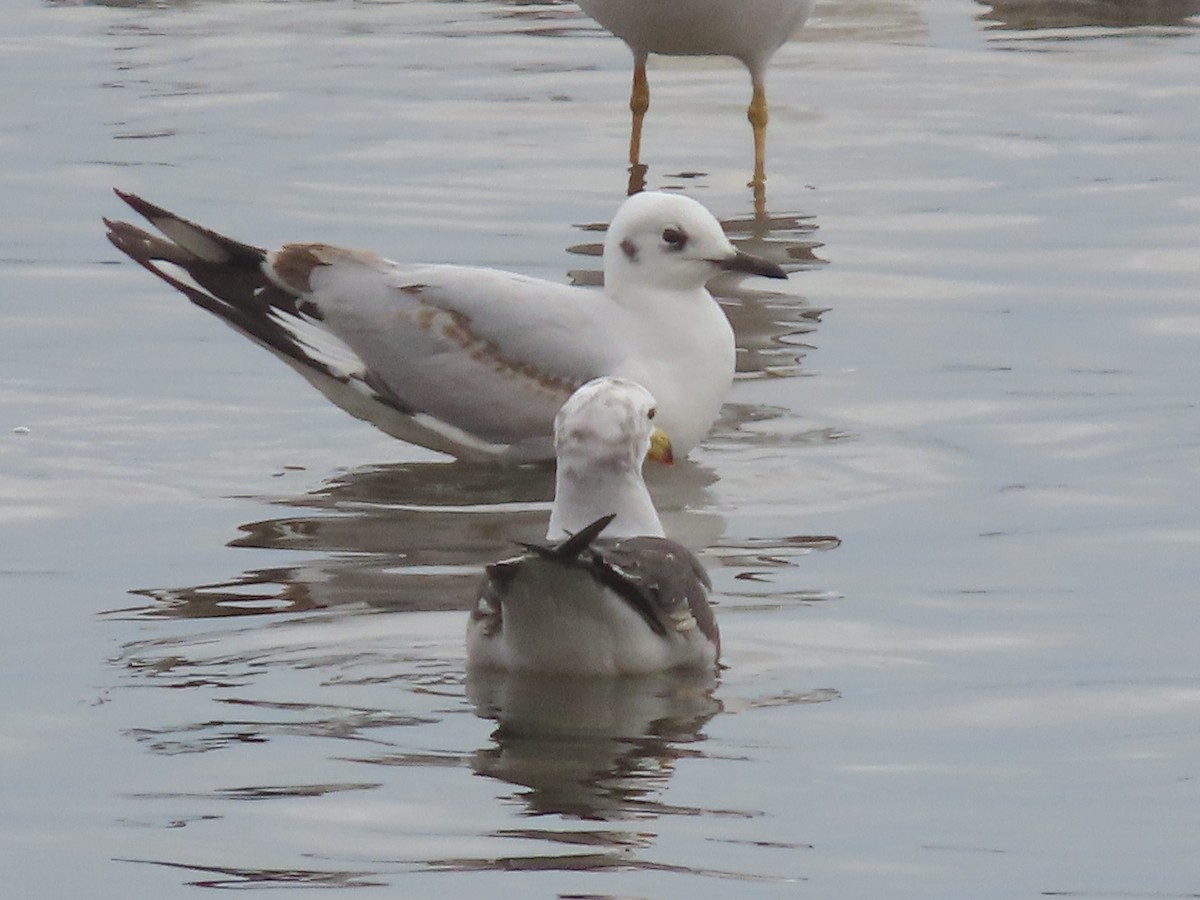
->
(105, 190, 785, 462)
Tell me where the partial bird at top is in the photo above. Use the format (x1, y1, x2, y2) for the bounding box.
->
(104, 189, 785, 463)
(576, 0, 817, 192)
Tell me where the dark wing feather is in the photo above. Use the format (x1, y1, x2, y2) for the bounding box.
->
(588, 537, 718, 652)
(103, 191, 415, 418)
(104, 191, 321, 371)
(477, 518, 717, 655)
(519, 514, 617, 560)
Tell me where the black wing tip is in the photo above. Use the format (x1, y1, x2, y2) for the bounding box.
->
(106, 187, 268, 266)
(518, 514, 617, 561)
(111, 187, 193, 236)
(103, 217, 154, 260)
(102, 217, 123, 245)
(554, 513, 617, 557)
(112, 187, 163, 221)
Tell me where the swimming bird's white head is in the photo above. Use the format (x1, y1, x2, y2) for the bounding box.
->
(469, 376, 721, 675)
(546, 376, 668, 540)
(603, 191, 786, 294)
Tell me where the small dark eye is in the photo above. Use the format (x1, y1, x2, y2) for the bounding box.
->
(648, 407, 657, 420)
(661, 226, 687, 250)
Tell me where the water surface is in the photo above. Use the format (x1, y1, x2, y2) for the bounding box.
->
(2, 0, 1199, 897)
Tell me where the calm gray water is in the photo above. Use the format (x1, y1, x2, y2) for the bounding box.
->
(2, 0, 1199, 896)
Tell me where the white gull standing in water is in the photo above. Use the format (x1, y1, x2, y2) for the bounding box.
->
(104, 189, 785, 462)
(467, 377, 720, 675)
(576, 0, 817, 189)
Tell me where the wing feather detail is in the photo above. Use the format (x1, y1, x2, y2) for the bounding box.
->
(104, 191, 621, 460)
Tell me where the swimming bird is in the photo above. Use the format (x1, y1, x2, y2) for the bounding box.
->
(576, 0, 817, 189)
(104, 189, 785, 462)
(467, 377, 720, 675)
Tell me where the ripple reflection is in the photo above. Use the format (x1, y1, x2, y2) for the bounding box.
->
(466, 670, 722, 820)
(977, 0, 1200, 31)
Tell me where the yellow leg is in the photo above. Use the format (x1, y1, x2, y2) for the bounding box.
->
(747, 80, 768, 189)
(629, 56, 649, 168)
(627, 163, 647, 197)
(753, 179, 767, 220)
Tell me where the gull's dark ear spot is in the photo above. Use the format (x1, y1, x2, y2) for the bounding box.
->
(621, 238, 639, 262)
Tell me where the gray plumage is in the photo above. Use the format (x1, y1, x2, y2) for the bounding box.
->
(470, 513, 720, 674)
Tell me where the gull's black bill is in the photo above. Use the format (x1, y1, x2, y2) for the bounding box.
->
(716, 250, 788, 280)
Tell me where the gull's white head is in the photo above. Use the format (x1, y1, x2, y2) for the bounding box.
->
(547, 376, 669, 539)
(603, 191, 786, 293)
(554, 376, 667, 474)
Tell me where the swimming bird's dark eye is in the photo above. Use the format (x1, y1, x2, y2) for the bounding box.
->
(648, 407, 657, 420)
(661, 227, 687, 250)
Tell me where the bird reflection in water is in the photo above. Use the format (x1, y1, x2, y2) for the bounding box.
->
(114, 456, 725, 621)
(466, 670, 721, 821)
(977, 0, 1200, 30)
